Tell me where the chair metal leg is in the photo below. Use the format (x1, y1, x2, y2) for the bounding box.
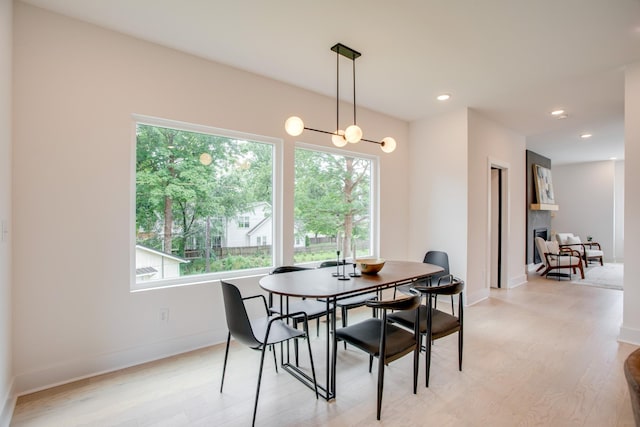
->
(220, 332, 231, 393)
(293, 320, 300, 367)
(369, 355, 374, 373)
(425, 332, 432, 387)
(271, 344, 278, 373)
(342, 306, 348, 349)
(413, 341, 419, 394)
(253, 345, 268, 427)
(376, 353, 385, 420)
(303, 320, 320, 399)
(458, 329, 463, 371)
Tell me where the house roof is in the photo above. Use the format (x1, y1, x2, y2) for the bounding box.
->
(247, 216, 270, 236)
(135, 245, 189, 263)
(135, 267, 157, 277)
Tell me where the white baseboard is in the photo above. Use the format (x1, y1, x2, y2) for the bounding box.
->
(13, 328, 225, 396)
(466, 287, 490, 306)
(507, 274, 527, 289)
(619, 324, 640, 346)
(1, 379, 16, 427)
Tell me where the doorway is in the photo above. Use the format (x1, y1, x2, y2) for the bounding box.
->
(488, 160, 509, 289)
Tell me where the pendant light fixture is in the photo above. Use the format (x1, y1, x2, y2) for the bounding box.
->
(285, 43, 397, 154)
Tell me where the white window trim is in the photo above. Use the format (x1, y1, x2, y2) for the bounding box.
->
(130, 114, 282, 291)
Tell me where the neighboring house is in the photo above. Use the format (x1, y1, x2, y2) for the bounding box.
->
(225, 202, 272, 248)
(223, 201, 314, 248)
(135, 245, 189, 281)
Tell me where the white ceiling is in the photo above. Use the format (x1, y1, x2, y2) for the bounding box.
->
(20, 0, 640, 165)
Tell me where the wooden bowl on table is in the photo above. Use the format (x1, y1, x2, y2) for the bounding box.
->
(355, 258, 385, 275)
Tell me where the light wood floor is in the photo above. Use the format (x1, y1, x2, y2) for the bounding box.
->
(11, 272, 638, 426)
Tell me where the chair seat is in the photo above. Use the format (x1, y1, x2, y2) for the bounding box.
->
(269, 299, 332, 319)
(548, 254, 582, 266)
(335, 292, 377, 307)
(249, 316, 306, 346)
(388, 305, 460, 338)
(336, 318, 416, 360)
(586, 249, 604, 257)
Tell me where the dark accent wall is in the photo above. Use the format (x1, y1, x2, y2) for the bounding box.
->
(526, 150, 551, 264)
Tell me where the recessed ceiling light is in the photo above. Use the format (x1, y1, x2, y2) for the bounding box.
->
(580, 133, 592, 139)
(610, 157, 617, 160)
(550, 109, 565, 116)
(436, 94, 451, 101)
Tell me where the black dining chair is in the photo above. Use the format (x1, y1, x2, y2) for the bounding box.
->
(335, 293, 422, 420)
(219, 280, 318, 427)
(396, 250, 454, 311)
(318, 260, 377, 331)
(388, 277, 464, 387)
(267, 266, 334, 337)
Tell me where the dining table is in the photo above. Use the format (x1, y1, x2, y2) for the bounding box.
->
(258, 259, 444, 400)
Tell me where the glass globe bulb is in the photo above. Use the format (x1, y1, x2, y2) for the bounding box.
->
(380, 137, 396, 153)
(332, 130, 348, 147)
(199, 152, 213, 166)
(345, 125, 362, 143)
(285, 116, 304, 136)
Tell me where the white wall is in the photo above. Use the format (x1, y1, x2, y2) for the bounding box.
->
(407, 109, 469, 283)
(0, 0, 13, 424)
(407, 109, 527, 306)
(621, 62, 640, 344)
(12, 4, 410, 394)
(615, 160, 625, 260)
(551, 161, 620, 261)
(467, 110, 527, 301)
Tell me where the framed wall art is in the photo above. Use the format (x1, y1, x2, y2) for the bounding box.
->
(533, 164, 555, 204)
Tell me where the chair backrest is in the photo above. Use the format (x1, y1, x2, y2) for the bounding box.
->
(366, 293, 422, 312)
(535, 237, 550, 266)
(220, 281, 261, 348)
(318, 260, 346, 268)
(555, 232, 575, 245)
(270, 265, 311, 274)
(423, 251, 450, 283)
(415, 278, 464, 297)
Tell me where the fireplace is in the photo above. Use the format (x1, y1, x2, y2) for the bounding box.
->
(533, 228, 548, 264)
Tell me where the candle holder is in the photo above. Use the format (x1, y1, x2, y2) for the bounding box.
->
(332, 251, 342, 277)
(349, 261, 361, 277)
(338, 257, 350, 280)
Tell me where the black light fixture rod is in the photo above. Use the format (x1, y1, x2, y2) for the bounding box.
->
(304, 126, 382, 145)
(336, 47, 340, 132)
(352, 58, 357, 126)
(304, 127, 340, 136)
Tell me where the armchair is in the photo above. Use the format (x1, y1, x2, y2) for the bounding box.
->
(555, 233, 604, 266)
(535, 237, 585, 279)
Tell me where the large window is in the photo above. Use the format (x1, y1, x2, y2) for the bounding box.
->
(294, 145, 375, 264)
(133, 118, 276, 289)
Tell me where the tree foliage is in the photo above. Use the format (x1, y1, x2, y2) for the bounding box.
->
(294, 148, 371, 255)
(136, 124, 272, 259)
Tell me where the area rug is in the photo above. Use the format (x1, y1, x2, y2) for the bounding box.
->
(571, 263, 623, 290)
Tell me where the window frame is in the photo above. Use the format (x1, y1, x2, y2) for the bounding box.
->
(293, 142, 380, 265)
(130, 114, 282, 291)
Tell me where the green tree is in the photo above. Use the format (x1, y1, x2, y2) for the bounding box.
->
(294, 148, 370, 257)
(136, 124, 273, 267)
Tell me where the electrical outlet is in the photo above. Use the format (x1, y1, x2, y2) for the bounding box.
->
(159, 308, 170, 322)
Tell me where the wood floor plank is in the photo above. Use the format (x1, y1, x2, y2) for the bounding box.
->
(10, 272, 638, 426)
